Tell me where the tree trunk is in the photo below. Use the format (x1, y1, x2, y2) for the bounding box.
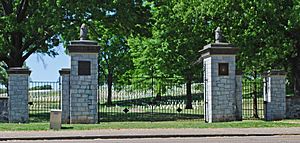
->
(253, 71, 259, 118)
(107, 71, 113, 106)
(155, 92, 161, 101)
(8, 53, 23, 68)
(288, 29, 300, 96)
(292, 58, 300, 96)
(185, 74, 193, 109)
(155, 84, 162, 101)
(292, 42, 300, 96)
(7, 32, 24, 68)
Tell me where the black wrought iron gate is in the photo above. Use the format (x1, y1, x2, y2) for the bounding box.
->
(98, 76, 204, 122)
(28, 79, 61, 122)
(242, 79, 265, 119)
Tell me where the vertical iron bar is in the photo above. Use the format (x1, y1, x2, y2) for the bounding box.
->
(98, 85, 100, 123)
(204, 63, 208, 122)
(151, 67, 154, 122)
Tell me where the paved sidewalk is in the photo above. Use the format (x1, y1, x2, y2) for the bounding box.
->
(0, 128, 300, 141)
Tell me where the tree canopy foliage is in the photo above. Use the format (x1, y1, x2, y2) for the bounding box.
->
(0, 0, 150, 67)
(132, 0, 300, 95)
(1, 0, 300, 96)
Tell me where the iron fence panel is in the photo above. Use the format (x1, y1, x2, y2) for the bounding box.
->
(0, 83, 7, 97)
(98, 77, 204, 122)
(242, 79, 265, 119)
(29, 80, 61, 122)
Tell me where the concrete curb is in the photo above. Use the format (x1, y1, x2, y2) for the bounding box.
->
(1, 133, 300, 141)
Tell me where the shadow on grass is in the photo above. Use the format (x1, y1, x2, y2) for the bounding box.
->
(61, 126, 74, 129)
(29, 112, 50, 123)
(99, 112, 204, 122)
(29, 111, 204, 123)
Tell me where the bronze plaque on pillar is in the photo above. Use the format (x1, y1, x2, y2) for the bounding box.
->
(218, 63, 229, 76)
(78, 61, 91, 75)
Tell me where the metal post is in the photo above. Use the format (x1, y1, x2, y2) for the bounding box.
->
(151, 66, 154, 122)
(203, 64, 208, 123)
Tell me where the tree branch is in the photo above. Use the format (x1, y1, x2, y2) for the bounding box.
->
(0, 55, 8, 63)
(1, 0, 13, 15)
(86, 23, 102, 38)
(21, 31, 54, 62)
(99, 66, 107, 79)
(21, 35, 38, 52)
(103, 52, 109, 68)
(16, 0, 28, 22)
(21, 25, 55, 52)
(22, 46, 38, 62)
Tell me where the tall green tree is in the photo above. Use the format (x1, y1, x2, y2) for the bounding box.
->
(130, 0, 300, 111)
(128, 1, 206, 108)
(97, 32, 134, 106)
(197, 0, 299, 98)
(196, 0, 294, 117)
(0, 1, 152, 106)
(0, 0, 64, 68)
(0, 0, 150, 67)
(85, 1, 152, 105)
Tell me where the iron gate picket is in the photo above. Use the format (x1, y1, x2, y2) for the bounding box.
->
(98, 76, 204, 122)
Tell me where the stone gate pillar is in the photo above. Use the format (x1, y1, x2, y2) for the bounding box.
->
(67, 26, 100, 124)
(199, 27, 240, 123)
(7, 68, 31, 123)
(235, 71, 243, 121)
(263, 70, 286, 121)
(59, 68, 70, 124)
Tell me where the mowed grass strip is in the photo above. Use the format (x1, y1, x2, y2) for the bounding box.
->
(0, 120, 300, 131)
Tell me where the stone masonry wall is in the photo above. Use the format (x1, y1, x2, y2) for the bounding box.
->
(70, 53, 98, 124)
(8, 74, 29, 123)
(264, 75, 286, 121)
(204, 55, 237, 122)
(61, 71, 70, 124)
(0, 97, 8, 122)
(286, 96, 300, 119)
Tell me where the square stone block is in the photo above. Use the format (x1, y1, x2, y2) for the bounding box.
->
(50, 109, 62, 130)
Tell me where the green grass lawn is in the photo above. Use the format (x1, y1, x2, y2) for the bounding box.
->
(0, 120, 300, 131)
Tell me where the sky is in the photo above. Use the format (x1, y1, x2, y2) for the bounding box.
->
(26, 44, 70, 82)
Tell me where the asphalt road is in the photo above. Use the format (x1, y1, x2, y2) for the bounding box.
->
(2, 135, 300, 143)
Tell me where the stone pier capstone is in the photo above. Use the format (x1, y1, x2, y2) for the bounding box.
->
(199, 27, 240, 123)
(7, 68, 31, 123)
(264, 70, 286, 121)
(67, 39, 100, 124)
